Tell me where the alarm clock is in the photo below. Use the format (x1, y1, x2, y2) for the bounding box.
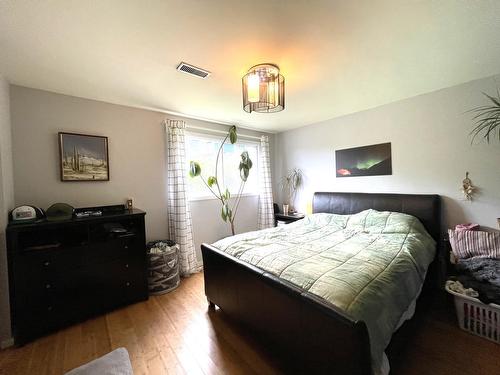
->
(10, 206, 45, 223)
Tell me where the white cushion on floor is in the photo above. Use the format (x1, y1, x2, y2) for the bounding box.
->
(64, 347, 133, 375)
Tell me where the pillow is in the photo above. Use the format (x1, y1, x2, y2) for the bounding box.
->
(448, 229, 500, 259)
(64, 348, 133, 375)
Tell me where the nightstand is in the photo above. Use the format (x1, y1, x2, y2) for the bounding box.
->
(275, 213, 305, 226)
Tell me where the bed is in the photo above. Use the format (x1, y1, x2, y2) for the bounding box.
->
(201, 192, 441, 374)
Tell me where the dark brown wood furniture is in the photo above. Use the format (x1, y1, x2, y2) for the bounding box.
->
(7, 208, 148, 345)
(201, 192, 441, 375)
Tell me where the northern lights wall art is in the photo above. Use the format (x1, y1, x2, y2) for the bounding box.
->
(335, 142, 392, 177)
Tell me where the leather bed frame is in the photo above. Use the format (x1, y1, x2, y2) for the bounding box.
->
(201, 192, 441, 374)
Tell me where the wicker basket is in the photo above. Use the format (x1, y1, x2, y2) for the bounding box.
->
(446, 284, 500, 343)
(147, 240, 180, 295)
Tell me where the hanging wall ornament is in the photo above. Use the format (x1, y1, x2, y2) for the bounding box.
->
(461, 172, 476, 201)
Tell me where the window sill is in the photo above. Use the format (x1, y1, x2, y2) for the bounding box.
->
(188, 193, 259, 202)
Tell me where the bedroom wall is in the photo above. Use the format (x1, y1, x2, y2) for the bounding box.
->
(9, 86, 273, 263)
(274, 74, 500, 231)
(0, 74, 14, 346)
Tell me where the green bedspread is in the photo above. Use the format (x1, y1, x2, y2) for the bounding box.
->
(212, 209, 436, 371)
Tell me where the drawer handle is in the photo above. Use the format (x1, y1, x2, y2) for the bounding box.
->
(43, 261, 50, 267)
(124, 245, 129, 249)
(126, 282, 131, 287)
(45, 284, 51, 289)
(125, 263, 129, 268)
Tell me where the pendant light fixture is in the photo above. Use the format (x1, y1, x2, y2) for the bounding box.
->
(242, 63, 284, 113)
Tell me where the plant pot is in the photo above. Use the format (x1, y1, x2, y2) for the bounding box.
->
(282, 204, 289, 215)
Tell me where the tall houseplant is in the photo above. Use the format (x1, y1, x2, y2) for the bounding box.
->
(469, 90, 500, 143)
(189, 126, 253, 236)
(280, 168, 303, 213)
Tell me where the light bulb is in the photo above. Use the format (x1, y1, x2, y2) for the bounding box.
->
(247, 73, 260, 103)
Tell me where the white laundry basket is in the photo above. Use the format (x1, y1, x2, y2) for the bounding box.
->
(446, 284, 500, 344)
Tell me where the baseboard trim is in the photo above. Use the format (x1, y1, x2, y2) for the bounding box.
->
(0, 337, 14, 349)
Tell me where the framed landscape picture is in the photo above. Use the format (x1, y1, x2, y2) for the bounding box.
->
(335, 142, 392, 177)
(59, 132, 109, 181)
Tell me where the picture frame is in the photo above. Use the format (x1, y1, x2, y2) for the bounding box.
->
(58, 132, 109, 181)
(335, 142, 392, 177)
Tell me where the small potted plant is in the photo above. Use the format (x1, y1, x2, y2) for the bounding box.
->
(469, 89, 500, 143)
(280, 168, 303, 214)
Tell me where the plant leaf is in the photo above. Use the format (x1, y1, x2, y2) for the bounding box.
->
(240, 167, 249, 181)
(229, 126, 237, 144)
(241, 151, 249, 163)
(189, 161, 201, 177)
(222, 204, 231, 222)
(221, 205, 228, 222)
(469, 91, 500, 144)
(484, 92, 500, 107)
(239, 151, 253, 170)
(207, 176, 217, 187)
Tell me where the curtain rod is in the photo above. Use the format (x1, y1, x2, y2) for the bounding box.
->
(185, 124, 263, 141)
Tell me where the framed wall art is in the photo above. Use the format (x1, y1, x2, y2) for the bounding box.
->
(59, 132, 109, 181)
(335, 142, 392, 177)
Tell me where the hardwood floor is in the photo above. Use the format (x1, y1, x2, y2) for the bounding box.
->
(0, 272, 499, 375)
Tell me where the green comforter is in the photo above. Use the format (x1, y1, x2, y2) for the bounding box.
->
(212, 209, 436, 371)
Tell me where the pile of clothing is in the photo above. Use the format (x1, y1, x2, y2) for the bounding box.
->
(448, 224, 500, 305)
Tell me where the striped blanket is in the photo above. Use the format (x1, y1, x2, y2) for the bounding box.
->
(448, 229, 500, 259)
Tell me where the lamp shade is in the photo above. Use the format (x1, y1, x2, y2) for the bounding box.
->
(242, 63, 284, 113)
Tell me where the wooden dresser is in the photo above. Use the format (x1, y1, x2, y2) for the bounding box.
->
(6, 209, 148, 345)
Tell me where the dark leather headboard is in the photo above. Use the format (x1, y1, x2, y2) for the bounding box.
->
(313, 192, 441, 242)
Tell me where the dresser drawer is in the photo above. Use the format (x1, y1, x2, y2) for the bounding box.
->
(19, 256, 145, 309)
(14, 260, 146, 344)
(85, 235, 139, 265)
(17, 246, 86, 276)
(17, 237, 140, 279)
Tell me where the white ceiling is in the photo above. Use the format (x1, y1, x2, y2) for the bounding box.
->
(1, 1, 500, 132)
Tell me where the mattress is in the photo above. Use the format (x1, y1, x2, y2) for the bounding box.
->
(212, 209, 436, 371)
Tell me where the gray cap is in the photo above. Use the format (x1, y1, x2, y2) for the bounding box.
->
(46, 203, 74, 221)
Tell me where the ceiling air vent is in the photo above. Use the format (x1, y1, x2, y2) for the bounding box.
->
(176, 62, 211, 79)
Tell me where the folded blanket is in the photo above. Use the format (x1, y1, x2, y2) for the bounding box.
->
(448, 229, 500, 259)
(453, 257, 500, 305)
(457, 257, 500, 287)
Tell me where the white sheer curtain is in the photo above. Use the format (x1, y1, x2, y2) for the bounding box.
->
(258, 135, 275, 229)
(165, 119, 201, 276)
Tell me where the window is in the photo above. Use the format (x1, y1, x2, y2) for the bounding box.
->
(185, 133, 259, 200)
